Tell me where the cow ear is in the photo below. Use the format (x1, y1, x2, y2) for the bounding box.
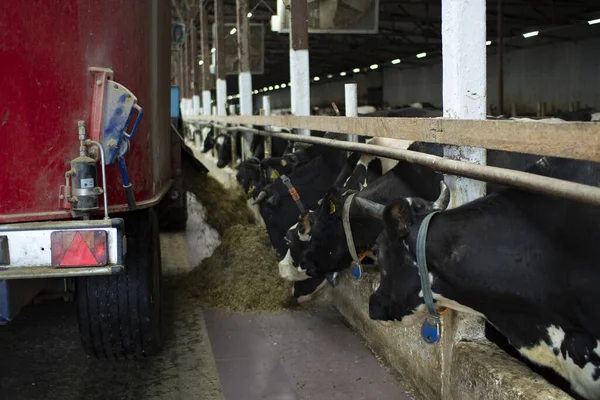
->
(383, 200, 413, 237)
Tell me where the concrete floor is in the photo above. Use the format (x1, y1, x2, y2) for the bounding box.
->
(0, 196, 412, 400)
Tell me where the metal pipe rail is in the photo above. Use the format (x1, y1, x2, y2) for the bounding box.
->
(185, 115, 600, 163)
(204, 123, 600, 206)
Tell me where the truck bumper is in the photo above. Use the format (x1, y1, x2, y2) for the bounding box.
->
(0, 218, 125, 280)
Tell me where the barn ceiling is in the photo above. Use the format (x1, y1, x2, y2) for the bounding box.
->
(172, 0, 600, 93)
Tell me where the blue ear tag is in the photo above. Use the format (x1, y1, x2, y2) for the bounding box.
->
(421, 316, 441, 344)
(350, 261, 363, 281)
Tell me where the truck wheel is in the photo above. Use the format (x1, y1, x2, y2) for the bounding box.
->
(75, 208, 163, 359)
(157, 189, 188, 232)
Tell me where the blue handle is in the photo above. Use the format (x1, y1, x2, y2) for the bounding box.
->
(118, 156, 136, 210)
(124, 104, 143, 140)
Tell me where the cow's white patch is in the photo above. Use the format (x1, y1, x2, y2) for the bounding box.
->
(298, 231, 311, 242)
(591, 112, 600, 122)
(518, 326, 600, 400)
(216, 135, 225, 146)
(278, 250, 309, 281)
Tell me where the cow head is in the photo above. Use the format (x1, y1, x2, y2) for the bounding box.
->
(236, 158, 263, 197)
(215, 133, 231, 168)
(278, 212, 314, 281)
(299, 187, 353, 278)
(201, 127, 215, 153)
(369, 183, 450, 322)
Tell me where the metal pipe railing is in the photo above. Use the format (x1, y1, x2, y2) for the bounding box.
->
(215, 124, 600, 206)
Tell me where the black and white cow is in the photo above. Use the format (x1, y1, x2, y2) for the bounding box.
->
(369, 157, 600, 400)
(236, 145, 318, 199)
(278, 153, 384, 282)
(281, 153, 384, 302)
(214, 132, 240, 168)
(299, 143, 445, 279)
(255, 143, 348, 258)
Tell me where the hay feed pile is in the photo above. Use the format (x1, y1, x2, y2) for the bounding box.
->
(183, 156, 255, 234)
(187, 224, 292, 312)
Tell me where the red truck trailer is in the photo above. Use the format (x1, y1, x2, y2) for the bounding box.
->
(0, 1, 180, 358)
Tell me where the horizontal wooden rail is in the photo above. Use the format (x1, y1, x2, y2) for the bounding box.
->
(227, 126, 600, 206)
(184, 115, 600, 162)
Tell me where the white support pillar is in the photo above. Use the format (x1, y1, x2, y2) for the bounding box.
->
(236, 0, 253, 118)
(440, 1, 487, 397)
(202, 90, 211, 115)
(442, 0, 487, 206)
(216, 79, 227, 116)
(262, 95, 271, 116)
(345, 83, 358, 143)
(263, 95, 272, 158)
(192, 95, 201, 116)
(289, 0, 310, 136)
(215, 0, 227, 117)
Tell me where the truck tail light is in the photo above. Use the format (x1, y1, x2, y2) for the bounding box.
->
(51, 231, 107, 267)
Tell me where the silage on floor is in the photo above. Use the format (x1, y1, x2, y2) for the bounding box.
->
(186, 224, 292, 312)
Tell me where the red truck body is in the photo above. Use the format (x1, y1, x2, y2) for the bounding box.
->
(0, 0, 172, 223)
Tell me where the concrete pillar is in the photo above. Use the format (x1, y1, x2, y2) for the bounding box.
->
(214, 0, 227, 117)
(237, 0, 253, 159)
(200, 3, 213, 115)
(289, 0, 310, 135)
(345, 83, 358, 143)
(263, 96, 272, 158)
(190, 3, 200, 98)
(441, 0, 487, 396)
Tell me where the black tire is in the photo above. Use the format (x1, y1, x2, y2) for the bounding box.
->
(76, 207, 163, 359)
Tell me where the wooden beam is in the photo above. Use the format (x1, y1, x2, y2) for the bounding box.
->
(184, 115, 600, 162)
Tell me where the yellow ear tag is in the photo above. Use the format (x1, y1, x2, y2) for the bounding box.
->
(270, 169, 280, 179)
(329, 200, 336, 215)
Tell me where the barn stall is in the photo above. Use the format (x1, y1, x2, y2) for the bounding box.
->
(179, 0, 600, 399)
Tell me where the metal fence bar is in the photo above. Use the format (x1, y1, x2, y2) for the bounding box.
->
(184, 115, 600, 163)
(215, 124, 600, 206)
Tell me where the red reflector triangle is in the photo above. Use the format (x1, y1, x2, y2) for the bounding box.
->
(60, 232, 98, 266)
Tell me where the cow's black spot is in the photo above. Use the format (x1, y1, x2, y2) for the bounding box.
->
(553, 347, 560, 356)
